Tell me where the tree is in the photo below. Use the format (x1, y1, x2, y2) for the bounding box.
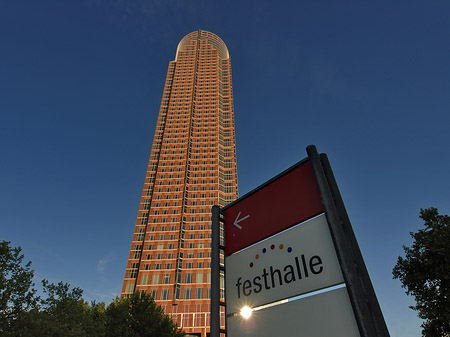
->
(27, 280, 107, 337)
(0, 241, 105, 337)
(393, 208, 450, 337)
(0, 241, 38, 334)
(1, 240, 184, 337)
(105, 292, 184, 337)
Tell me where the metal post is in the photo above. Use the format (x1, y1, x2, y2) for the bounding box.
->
(320, 153, 390, 337)
(307, 145, 382, 337)
(211, 205, 220, 337)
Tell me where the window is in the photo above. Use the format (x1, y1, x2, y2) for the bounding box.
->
(161, 289, 169, 300)
(152, 274, 160, 284)
(125, 282, 134, 294)
(186, 262, 193, 269)
(185, 273, 193, 283)
(184, 288, 191, 299)
(165, 263, 172, 269)
(196, 272, 203, 283)
(198, 243, 204, 249)
(163, 274, 171, 284)
(150, 289, 158, 299)
(140, 275, 149, 285)
(154, 264, 161, 270)
(195, 288, 203, 299)
(197, 262, 204, 268)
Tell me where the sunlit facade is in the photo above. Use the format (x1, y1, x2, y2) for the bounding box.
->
(121, 30, 238, 337)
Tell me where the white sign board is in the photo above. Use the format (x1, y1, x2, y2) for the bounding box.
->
(226, 214, 344, 314)
(227, 286, 360, 337)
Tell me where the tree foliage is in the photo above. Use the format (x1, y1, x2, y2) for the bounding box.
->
(393, 208, 450, 337)
(0, 241, 38, 334)
(0, 240, 184, 337)
(25, 280, 106, 337)
(106, 292, 184, 337)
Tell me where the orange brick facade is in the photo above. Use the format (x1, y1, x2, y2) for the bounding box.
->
(121, 30, 238, 337)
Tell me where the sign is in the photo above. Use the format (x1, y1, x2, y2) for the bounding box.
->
(212, 146, 391, 337)
(226, 287, 360, 337)
(225, 214, 344, 314)
(223, 161, 323, 256)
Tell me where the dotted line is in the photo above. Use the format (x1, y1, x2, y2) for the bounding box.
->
(249, 244, 293, 268)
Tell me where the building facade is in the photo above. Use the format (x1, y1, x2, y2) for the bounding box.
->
(121, 30, 238, 337)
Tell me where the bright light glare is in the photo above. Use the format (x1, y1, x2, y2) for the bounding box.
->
(240, 306, 252, 319)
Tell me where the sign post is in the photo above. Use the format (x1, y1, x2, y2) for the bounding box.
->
(306, 145, 390, 337)
(210, 145, 390, 337)
(211, 205, 221, 337)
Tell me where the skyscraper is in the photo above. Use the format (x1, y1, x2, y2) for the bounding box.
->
(121, 30, 238, 337)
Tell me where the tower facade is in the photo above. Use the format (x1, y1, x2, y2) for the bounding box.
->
(121, 30, 238, 337)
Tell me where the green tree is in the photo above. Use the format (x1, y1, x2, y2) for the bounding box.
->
(3, 280, 107, 337)
(0, 241, 105, 337)
(393, 208, 450, 337)
(105, 292, 184, 337)
(1, 240, 184, 337)
(0, 241, 38, 334)
(30, 280, 106, 337)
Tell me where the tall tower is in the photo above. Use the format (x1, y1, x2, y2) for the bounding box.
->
(121, 30, 238, 337)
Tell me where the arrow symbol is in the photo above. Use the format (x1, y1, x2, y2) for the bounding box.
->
(234, 211, 250, 230)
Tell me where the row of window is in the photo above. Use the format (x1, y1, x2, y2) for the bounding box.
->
(148, 215, 211, 223)
(149, 287, 209, 301)
(151, 185, 216, 193)
(144, 251, 211, 261)
(137, 261, 211, 271)
(146, 233, 210, 241)
(142, 241, 210, 252)
(138, 223, 210, 233)
(143, 272, 210, 286)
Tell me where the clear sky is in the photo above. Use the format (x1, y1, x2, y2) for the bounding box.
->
(1, 1, 449, 336)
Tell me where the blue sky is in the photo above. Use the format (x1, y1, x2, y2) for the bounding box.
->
(1, 1, 449, 336)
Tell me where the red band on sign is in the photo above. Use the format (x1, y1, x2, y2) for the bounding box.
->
(224, 161, 323, 255)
